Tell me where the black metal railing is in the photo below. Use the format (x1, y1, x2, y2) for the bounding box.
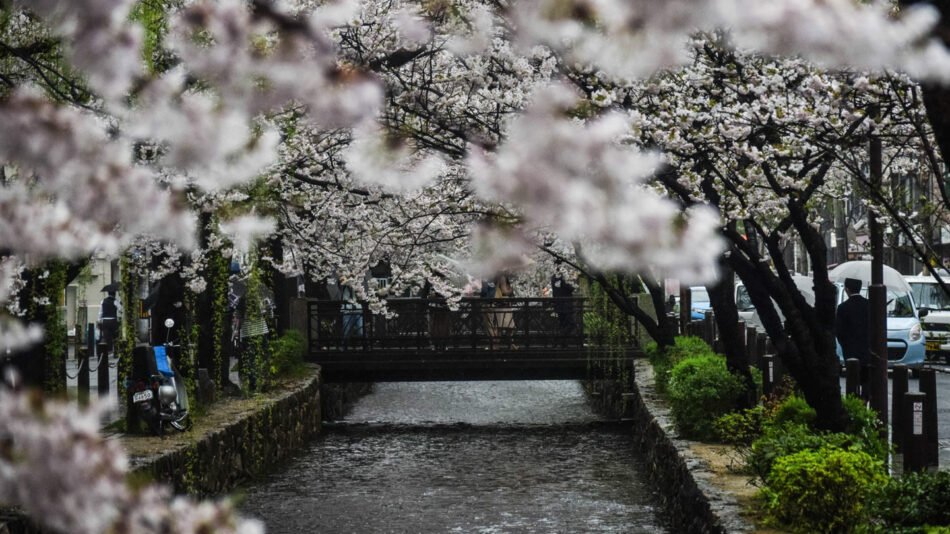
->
(306, 297, 592, 355)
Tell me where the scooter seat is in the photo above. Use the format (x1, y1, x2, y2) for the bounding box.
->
(153, 345, 175, 377)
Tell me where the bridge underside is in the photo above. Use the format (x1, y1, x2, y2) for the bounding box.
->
(312, 347, 640, 382)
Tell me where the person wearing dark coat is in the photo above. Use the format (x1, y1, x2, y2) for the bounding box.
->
(836, 277, 870, 400)
(551, 273, 577, 337)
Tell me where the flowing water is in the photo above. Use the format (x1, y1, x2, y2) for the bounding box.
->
(240, 381, 670, 533)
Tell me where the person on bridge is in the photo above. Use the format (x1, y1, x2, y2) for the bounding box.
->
(482, 274, 516, 349)
(551, 271, 577, 339)
(836, 277, 871, 401)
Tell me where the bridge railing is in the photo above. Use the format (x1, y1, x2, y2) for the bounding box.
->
(305, 297, 593, 355)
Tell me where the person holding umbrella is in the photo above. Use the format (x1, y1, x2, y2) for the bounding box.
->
(836, 277, 870, 401)
(98, 282, 123, 355)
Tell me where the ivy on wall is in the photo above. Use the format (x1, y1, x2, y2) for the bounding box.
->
(584, 275, 638, 386)
(206, 247, 230, 392)
(20, 261, 68, 394)
(118, 253, 139, 405)
(242, 251, 273, 394)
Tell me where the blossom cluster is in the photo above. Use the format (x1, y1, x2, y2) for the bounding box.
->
(0, 385, 263, 534)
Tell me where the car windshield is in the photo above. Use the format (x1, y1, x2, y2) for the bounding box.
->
(735, 286, 754, 311)
(910, 282, 950, 310)
(856, 287, 916, 317)
(691, 287, 709, 304)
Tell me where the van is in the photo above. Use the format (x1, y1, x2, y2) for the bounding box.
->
(734, 275, 925, 370)
(905, 274, 950, 363)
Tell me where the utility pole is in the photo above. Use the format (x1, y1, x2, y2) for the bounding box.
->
(869, 114, 888, 429)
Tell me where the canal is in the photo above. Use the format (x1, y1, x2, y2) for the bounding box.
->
(239, 380, 671, 533)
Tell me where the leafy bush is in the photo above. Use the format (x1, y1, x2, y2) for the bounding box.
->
(715, 393, 810, 446)
(715, 404, 768, 446)
(667, 354, 747, 440)
(268, 329, 307, 379)
(646, 336, 717, 395)
(747, 423, 850, 482)
(841, 395, 891, 464)
(870, 471, 950, 532)
(761, 447, 887, 533)
(771, 395, 817, 428)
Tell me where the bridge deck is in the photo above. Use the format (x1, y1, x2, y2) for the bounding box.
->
(303, 297, 641, 382)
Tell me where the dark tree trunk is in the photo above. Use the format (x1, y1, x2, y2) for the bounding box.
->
(707, 252, 755, 409)
(728, 221, 848, 431)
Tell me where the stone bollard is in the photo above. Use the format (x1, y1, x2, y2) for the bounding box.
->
(198, 368, 217, 405)
(918, 368, 939, 467)
(845, 359, 861, 397)
(892, 364, 909, 453)
(901, 391, 929, 473)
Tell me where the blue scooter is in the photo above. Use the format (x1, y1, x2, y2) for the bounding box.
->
(128, 319, 191, 435)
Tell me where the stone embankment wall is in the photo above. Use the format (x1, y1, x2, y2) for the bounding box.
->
(587, 361, 754, 534)
(130, 369, 324, 495)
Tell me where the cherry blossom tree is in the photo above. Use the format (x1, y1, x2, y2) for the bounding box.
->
(4, 0, 950, 530)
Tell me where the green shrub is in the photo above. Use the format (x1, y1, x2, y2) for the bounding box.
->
(715, 404, 768, 446)
(841, 395, 891, 464)
(647, 336, 716, 396)
(870, 471, 950, 532)
(268, 329, 307, 379)
(667, 354, 747, 440)
(747, 424, 859, 483)
(770, 395, 817, 429)
(761, 447, 887, 533)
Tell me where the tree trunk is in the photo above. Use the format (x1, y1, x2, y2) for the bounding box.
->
(707, 252, 755, 409)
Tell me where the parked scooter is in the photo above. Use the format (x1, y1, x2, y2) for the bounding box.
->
(128, 318, 191, 435)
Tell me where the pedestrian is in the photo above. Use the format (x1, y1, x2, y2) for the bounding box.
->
(97, 290, 122, 356)
(493, 274, 517, 349)
(835, 277, 870, 401)
(340, 280, 363, 345)
(551, 272, 577, 340)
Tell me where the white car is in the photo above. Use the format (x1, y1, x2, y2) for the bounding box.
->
(906, 274, 950, 364)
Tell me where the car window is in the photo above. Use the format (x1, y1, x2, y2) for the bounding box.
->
(691, 287, 709, 303)
(910, 282, 950, 310)
(735, 286, 754, 311)
(856, 287, 915, 317)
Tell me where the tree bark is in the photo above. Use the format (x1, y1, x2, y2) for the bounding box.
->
(707, 250, 755, 409)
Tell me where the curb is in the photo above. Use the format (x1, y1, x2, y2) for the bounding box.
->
(630, 359, 756, 534)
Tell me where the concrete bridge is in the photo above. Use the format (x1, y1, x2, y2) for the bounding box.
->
(291, 297, 642, 382)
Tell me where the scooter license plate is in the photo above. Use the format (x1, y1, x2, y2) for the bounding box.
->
(133, 390, 153, 402)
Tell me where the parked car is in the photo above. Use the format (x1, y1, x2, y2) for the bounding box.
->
(906, 274, 950, 363)
(828, 261, 925, 371)
(735, 275, 814, 332)
(689, 286, 711, 319)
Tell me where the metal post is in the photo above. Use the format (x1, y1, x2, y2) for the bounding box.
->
(745, 325, 757, 365)
(892, 364, 909, 453)
(762, 354, 776, 397)
(845, 358, 862, 398)
(918, 368, 939, 467)
(77, 346, 89, 407)
(679, 286, 691, 336)
(902, 391, 928, 473)
(869, 127, 888, 428)
(97, 341, 109, 398)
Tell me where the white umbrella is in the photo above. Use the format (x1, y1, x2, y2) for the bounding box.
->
(827, 261, 911, 293)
